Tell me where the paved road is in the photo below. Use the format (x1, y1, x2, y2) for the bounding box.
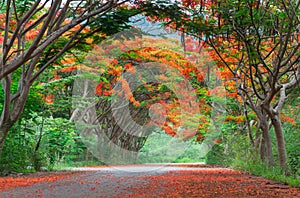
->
(0, 164, 299, 197)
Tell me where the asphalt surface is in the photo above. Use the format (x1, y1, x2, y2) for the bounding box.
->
(0, 164, 299, 198)
(0, 164, 227, 198)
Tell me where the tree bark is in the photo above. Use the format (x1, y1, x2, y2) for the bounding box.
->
(264, 84, 292, 175)
(0, 124, 10, 157)
(271, 114, 289, 175)
(255, 106, 274, 166)
(259, 134, 266, 161)
(260, 117, 274, 166)
(0, 82, 31, 157)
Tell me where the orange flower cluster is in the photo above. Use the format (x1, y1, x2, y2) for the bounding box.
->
(61, 66, 77, 72)
(162, 124, 177, 137)
(44, 94, 54, 104)
(111, 59, 119, 65)
(94, 82, 112, 96)
(108, 66, 123, 77)
(225, 115, 245, 124)
(119, 78, 140, 107)
(280, 113, 295, 124)
(95, 82, 104, 96)
(226, 92, 238, 98)
(60, 57, 75, 65)
(220, 70, 234, 79)
(224, 81, 236, 90)
(25, 30, 39, 40)
(124, 63, 136, 73)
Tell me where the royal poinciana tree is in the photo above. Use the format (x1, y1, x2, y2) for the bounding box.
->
(214, 0, 299, 174)
(162, 0, 300, 173)
(0, 0, 124, 154)
(68, 34, 214, 161)
(0, 0, 185, 155)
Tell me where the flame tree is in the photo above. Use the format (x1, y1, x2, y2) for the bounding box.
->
(0, 0, 186, 155)
(157, 0, 300, 173)
(69, 33, 219, 161)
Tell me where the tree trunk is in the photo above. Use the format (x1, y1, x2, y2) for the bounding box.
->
(271, 114, 289, 175)
(259, 134, 266, 161)
(260, 117, 274, 166)
(0, 80, 31, 157)
(0, 125, 9, 157)
(256, 106, 274, 166)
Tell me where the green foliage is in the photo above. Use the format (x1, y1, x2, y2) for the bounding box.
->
(218, 117, 300, 186)
(0, 126, 34, 173)
(138, 130, 204, 163)
(282, 123, 300, 178)
(0, 0, 36, 14)
(205, 144, 228, 165)
(54, 160, 104, 170)
(0, 111, 88, 173)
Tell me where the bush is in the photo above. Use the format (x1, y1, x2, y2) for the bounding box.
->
(283, 123, 300, 178)
(205, 144, 228, 165)
(0, 115, 91, 174)
(0, 126, 35, 173)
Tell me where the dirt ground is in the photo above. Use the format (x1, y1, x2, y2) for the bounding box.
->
(0, 164, 299, 197)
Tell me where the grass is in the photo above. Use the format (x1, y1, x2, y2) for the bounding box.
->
(231, 159, 300, 187)
(53, 160, 105, 170)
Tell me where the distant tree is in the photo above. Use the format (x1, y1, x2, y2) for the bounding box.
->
(70, 35, 215, 161)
